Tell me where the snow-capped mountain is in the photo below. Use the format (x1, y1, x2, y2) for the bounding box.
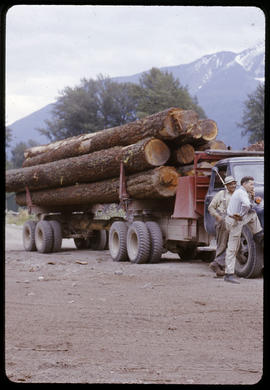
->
(234, 41, 265, 79)
(8, 42, 265, 151)
(157, 41, 265, 147)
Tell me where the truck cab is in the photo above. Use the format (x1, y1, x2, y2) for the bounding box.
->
(204, 152, 264, 278)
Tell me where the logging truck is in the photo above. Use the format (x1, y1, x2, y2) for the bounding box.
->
(22, 148, 264, 279)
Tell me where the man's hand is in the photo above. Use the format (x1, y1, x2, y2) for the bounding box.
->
(233, 214, 243, 221)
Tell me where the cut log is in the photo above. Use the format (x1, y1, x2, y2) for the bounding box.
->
(164, 118, 218, 149)
(168, 109, 199, 133)
(165, 124, 203, 147)
(243, 141, 264, 151)
(170, 144, 195, 165)
(15, 166, 179, 207)
(6, 138, 170, 193)
(23, 108, 199, 167)
(169, 117, 217, 143)
(199, 119, 218, 141)
(174, 120, 219, 150)
(197, 139, 227, 151)
(177, 161, 214, 177)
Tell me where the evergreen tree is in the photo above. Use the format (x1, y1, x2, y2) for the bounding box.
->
(10, 140, 39, 169)
(238, 83, 264, 144)
(6, 127, 13, 148)
(39, 75, 140, 141)
(136, 67, 205, 119)
(38, 70, 205, 142)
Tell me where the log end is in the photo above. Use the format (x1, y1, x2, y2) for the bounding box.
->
(144, 138, 171, 166)
(189, 123, 202, 139)
(159, 108, 184, 139)
(199, 119, 218, 141)
(208, 139, 227, 150)
(172, 109, 199, 133)
(155, 166, 179, 197)
(176, 144, 195, 165)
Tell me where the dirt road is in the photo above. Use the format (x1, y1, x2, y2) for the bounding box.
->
(5, 224, 263, 384)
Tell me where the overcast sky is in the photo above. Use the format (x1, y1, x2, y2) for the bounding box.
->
(6, 5, 265, 125)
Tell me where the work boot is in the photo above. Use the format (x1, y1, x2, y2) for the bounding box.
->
(209, 261, 225, 277)
(224, 274, 240, 284)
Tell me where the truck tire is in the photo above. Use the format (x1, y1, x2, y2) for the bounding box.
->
(145, 221, 163, 263)
(48, 220, 62, 252)
(22, 220, 37, 251)
(235, 225, 263, 278)
(74, 238, 90, 249)
(109, 221, 128, 262)
(35, 220, 54, 253)
(127, 221, 150, 264)
(89, 230, 107, 250)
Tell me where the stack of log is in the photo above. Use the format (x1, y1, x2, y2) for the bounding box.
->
(243, 140, 264, 151)
(6, 107, 225, 208)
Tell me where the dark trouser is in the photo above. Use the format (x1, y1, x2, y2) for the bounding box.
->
(214, 219, 229, 268)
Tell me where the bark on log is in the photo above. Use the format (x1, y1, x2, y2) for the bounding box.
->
(6, 138, 170, 193)
(23, 108, 199, 167)
(15, 166, 179, 207)
(170, 144, 195, 165)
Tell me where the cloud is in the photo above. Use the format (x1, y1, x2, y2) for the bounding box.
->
(5, 5, 265, 124)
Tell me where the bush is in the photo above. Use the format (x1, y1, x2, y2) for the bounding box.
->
(5, 208, 36, 225)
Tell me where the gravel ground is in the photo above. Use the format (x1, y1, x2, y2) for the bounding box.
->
(4, 224, 264, 384)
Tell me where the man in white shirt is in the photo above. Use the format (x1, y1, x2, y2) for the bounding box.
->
(208, 176, 237, 276)
(224, 176, 263, 284)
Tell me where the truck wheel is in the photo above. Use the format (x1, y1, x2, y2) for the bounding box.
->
(35, 220, 53, 253)
(109, 221, 128, 262)
(89, 230, 107, 250)
(74, 238, 90, 249)
(145, 221, 163, 263)
(48, 220, 62, 252)
(22, 220, 37, 251)
(127, 221, 150, 264)
(235, 225, 263, 278)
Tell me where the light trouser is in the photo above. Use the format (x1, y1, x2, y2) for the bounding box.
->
(224, 211, 262, 275)
(214, 219, 228, 267)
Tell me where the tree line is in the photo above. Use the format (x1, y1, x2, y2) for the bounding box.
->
(6, 68, 264, 169)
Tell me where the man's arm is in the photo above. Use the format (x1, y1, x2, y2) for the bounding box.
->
(208, 191, 224, 222)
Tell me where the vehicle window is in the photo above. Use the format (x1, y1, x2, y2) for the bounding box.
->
(232, 163, 264, 184)
(213, 165, 227, 189)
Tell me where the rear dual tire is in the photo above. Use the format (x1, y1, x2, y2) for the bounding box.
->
(23, 220, 62, 253)
(109, 221, 128, 262)
(127, 221, 151, 264)
(35, 220, 54, 253)
(22, 220, 37, 251)
(109, 220, 163, 264)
